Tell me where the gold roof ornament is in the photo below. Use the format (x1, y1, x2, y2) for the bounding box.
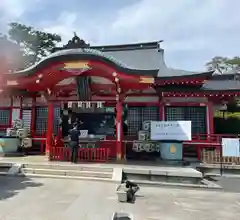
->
(63, 61, 90, 69)
(139, 77, 154, 84)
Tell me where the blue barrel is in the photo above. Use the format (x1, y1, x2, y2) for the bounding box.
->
(160, 142, 183, 160)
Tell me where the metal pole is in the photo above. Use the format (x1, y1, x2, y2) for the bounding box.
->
(220, 137, 223, 176)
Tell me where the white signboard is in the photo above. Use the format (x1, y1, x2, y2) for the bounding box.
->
(150, 121, 192, 141)
(222, 138, 240, 157)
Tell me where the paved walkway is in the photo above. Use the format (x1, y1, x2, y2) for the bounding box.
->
(0, 177, 239, 220)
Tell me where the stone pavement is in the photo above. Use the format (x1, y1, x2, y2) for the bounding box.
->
(0, 176, 240, 220)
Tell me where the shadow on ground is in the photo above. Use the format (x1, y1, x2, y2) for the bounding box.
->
(207, 176, 240, 193)
(0, 176, 43, 201)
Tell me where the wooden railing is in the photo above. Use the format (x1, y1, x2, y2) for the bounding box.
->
(49, 146, 110, 162)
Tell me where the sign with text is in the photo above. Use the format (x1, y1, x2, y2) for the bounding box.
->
(150, 121, 192, 141)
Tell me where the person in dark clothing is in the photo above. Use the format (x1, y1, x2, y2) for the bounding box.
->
(61, 115, 70, 138)
(123, 122, 128, 136)
(69, 123, 80, 163)
(77, 120, 85, 130)
(125, 180, 140, 203)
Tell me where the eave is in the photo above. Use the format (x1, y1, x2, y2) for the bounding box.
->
(155, 71, 214, 85)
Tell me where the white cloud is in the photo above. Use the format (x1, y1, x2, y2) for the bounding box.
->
(0, 0, 40, 32)
(0, 0, 26, 18)
(1, 0, 240, 71)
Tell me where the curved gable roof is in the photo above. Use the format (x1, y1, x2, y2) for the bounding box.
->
(13, 48, 158, 77)
(10, 40, 213, 80)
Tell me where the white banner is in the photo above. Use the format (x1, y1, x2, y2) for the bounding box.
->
(150, 121, 192, 141)
(222, 138, 240, 157)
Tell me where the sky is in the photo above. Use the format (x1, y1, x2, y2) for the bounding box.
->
(0, 0, 239, 71)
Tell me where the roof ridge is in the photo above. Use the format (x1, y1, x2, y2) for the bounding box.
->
(90, 40, 163, 52)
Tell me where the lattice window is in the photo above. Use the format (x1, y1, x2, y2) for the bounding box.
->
(35, 107, 48, 136)
(22, 109, 32, 131)
(165, 106, 207, 135)
(127, 106, 159, 136)
(53, 106, 61, 135)
(164, 107, 185, 121)
(127, 107, 142, 136)
(0, 109, 10, 126)
(185, 107, 207, 134)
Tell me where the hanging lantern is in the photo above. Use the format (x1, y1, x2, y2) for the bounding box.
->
(97, 102, 103, 108)
(68, 101, 73, 108)
(117, 87, 121, 93)
(77, 101, 83, 108)
(86, 101, 91, 108)
(47, 88, 51, 95)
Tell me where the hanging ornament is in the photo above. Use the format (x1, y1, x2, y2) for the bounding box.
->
(68, 101, 73, 108)
(77, 101, 83, 108)
(97, 102, 103, 108)
(117, 87, 121, 93)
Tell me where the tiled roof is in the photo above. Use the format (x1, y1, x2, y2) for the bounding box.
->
(203, 79, 240, 90)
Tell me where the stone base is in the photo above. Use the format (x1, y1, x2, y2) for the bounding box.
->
(0, 152, 24, 157)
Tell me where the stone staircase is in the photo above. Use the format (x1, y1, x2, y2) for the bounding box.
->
(0, 163, 12, 175)
(18, 163, 114, 181)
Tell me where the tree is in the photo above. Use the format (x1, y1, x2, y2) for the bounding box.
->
(8, 22, 62, 68)
(206, 56, 240, 74)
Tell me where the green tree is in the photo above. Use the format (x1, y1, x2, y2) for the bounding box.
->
(8, 22, 62, 68)
(206, 56, 240, 74)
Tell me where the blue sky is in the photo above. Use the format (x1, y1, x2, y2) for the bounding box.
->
(0, 0, 240, 71)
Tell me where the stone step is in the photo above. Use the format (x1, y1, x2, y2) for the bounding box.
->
(22, 163, 113, 173)
(0, 167, 10, 174)
(0, 163, 12, 168)
(21, 168, 112, 179)
(132, 179, 222, 190)
(0, 170, 8, 175)
(17, 173, 114, 182)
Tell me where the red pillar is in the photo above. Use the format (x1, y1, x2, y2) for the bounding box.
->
(207, 102, 214, 135)
(116, 101, 123, 161)
(46, 101, 54, 154)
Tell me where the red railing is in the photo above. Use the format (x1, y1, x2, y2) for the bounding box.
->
(49, 146, 110, 162)
(188, 134, 240, 143)
(49, 134, 240, 162)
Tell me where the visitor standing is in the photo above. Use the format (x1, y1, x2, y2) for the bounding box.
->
(69, 123, 80, 163)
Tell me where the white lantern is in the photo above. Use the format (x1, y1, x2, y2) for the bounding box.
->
(68, 101, 73, 108)
(21, 138, 32, 148)
(97, 102, 103, 108)
(86, 102, 91, 108)
(77, 101, 83, 108)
